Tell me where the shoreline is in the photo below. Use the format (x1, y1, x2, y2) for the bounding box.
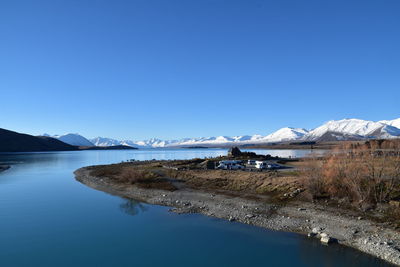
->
(75, 167, 400, 266)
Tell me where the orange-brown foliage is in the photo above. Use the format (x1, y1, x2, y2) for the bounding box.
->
(302, 140, 400, 209)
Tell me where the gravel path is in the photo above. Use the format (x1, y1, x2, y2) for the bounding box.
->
(75, 167, 400, 266)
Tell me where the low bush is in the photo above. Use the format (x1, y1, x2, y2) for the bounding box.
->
(302, 158, 327, 199)
(301, 141, 400, 209)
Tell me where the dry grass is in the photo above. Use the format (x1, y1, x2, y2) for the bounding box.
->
(89, 159, 306, 198)
(164, 168, 300, 196)
(86, 144, 400, 223)
(89, 163, 177, 191)
(119, 168, 160, 183)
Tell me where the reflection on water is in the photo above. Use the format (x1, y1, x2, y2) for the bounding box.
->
(119, 198, 148, 216)
(0, 149, 392, 267)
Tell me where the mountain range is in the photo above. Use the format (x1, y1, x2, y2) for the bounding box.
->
(0, 129, 138, 152)
(47, 118, 400, 148)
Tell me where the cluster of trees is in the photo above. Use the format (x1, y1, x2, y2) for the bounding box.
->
(303, 140, 400, 210)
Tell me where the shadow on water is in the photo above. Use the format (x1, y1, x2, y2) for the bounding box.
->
(297, 233, 396, 267)
(119, 198, 148, 216)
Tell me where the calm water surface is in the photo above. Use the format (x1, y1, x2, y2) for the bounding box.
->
(0, 149, 392, 267)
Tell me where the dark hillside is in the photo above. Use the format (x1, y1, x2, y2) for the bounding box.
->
(0, 128, 77, 152)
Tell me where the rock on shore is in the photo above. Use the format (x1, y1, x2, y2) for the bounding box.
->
(74, 167, 400, 266)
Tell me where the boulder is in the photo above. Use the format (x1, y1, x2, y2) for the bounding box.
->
(312, 227, 323, 234)
(320, 232, 328, 238)
(320, 233, 335, 244)
(321, 236, 332, 244)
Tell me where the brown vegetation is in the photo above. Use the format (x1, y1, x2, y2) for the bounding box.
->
(88, 139, 400, 215)
(301, 140, 400, 210)
(165, 168, 291, 193)
(88, 159, 301, 199)
(88, 162, 177, 191)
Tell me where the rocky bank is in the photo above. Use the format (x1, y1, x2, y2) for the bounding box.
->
(75, 167, 400, 266)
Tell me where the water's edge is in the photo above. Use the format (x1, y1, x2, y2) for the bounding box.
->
(75, 166, 400, 266)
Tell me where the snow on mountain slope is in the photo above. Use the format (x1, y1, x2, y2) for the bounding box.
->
(367, 124, 400, 139)
(51, 133, 94, 146)
(231, 135, 257, 142)
(85, 117, 400, 148)
(90, 137, 122, 147)
(382, 124, 400, 136)
(262, 127, 309, 142)
(126, 129, 309, 148)
(304, 119, 400, 140)
(379, 118, 400, 130)
(176, 136, 235, 146)
(131, 138, 173, 148)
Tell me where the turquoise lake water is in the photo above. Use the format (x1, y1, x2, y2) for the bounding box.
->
(0, 149, 393, 266)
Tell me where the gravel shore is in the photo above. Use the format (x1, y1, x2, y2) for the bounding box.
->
(75, 167, 400, 266)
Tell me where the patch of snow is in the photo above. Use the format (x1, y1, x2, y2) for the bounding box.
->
(304, 119, 400, 140)
(379, 118, 400, 130)
(50, 133, 94, 146)
(90, 137, 121, 147)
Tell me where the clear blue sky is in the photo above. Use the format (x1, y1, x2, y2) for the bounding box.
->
(1, 0, 399, 140)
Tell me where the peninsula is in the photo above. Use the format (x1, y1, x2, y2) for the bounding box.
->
(75, 141, 400, 266)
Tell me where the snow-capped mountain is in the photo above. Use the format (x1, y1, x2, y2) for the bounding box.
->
(379, 118, 400, 130)
(131, 138, 175, 148)
(90, 138, 171, 148)
(91, 137, 122, 147)
(367, 124, 400, 139)
(176, 136, 235, 146)
(262, 127, 309, 142)
(45, 133, 94, 146)
(82, 117, 400, 148)
(161, 130, 308, 146)
(304, 119, 400, 141)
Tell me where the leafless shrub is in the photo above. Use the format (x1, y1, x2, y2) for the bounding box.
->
(301, 156, 326, 199)
(301, 140, 400, 209)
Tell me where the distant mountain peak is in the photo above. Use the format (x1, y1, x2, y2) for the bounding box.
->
(85, 117, 400, 148)
(304, 118, 400, 141)
(47, 133, 94, 147)
(379, 118, 400, 129)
